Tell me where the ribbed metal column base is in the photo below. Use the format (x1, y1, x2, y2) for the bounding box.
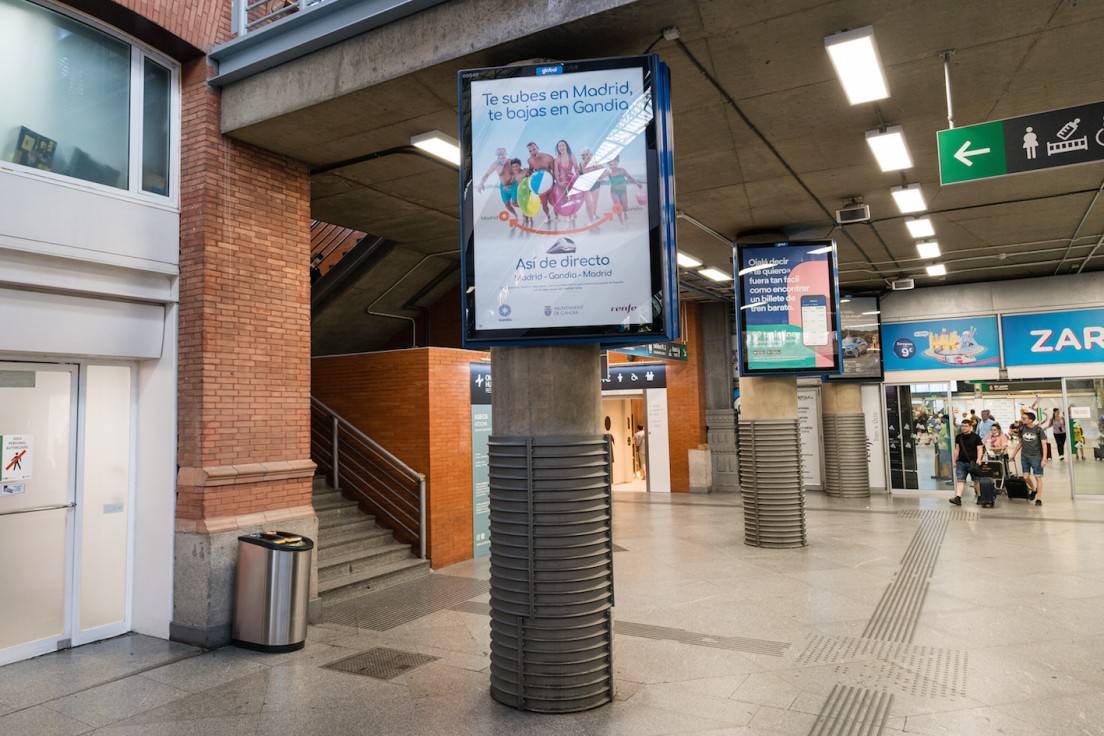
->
(488, 435, 614, 713)
(823, 414, 870, 498)
(738, 419, 806, 548)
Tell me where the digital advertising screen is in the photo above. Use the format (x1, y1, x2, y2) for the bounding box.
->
(459, 55, 676, 347)
(735, 240, 842, 376)
(829, 295, 883, 381)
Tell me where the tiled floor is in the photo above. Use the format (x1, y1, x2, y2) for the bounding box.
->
(3, 489, 1104, 735)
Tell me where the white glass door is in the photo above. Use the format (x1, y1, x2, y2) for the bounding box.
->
(0, 364, 77, 665)
(0, 362, 134, 663)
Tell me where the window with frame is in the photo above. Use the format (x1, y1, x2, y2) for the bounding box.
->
(0, 0, 175, 198)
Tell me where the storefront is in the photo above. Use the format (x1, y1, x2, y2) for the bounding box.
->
(879, 290, 1104, 498)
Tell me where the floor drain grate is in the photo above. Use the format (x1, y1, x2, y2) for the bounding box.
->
(323, 647, 439, 680)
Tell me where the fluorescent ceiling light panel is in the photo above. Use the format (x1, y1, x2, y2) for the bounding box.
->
(824, 26, 889, 105)
(677, 252, 703, 268)
(926, 263, 947, 277)
(865, 126, 912, 171)
(917, 240, 941, 259)
(840, 298, 851, 303)
(410, 131, 460, 166)
(891, 184, 926, 214)
(905, 216, 935, 239)
(700, 267, 734, 282)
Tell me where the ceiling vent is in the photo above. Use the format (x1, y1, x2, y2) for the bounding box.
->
(890, 278, 915, 291)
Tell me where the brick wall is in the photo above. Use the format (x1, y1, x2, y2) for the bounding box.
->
(313, 349, 486, 568)
(62, 1, 315, 522)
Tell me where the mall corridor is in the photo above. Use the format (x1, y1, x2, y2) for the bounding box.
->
(2, 489, 1102, 736)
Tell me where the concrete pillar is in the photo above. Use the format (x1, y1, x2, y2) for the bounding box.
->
(488, 344, 614, 712)
(822, 383, 870, 498)
(738, 376, 806, 548)
(701, 303, 739, 493)
(491, 345, 601, 435)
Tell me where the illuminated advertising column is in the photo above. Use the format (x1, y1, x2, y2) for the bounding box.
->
(735, 241, 843, 377)
(459, 56, 675, 347)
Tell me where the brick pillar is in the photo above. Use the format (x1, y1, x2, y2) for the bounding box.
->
(170, 57, 317, 648)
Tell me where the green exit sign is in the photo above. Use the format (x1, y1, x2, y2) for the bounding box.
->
(938, 101, 1104, 185)
(937, 122, 1006, 184)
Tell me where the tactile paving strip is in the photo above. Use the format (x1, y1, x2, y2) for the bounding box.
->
(323, 647, 439, 680)
(796, 634, 968, 699)
(322, 574, 490, 630)
(898, 508, 978, 522)
(808, 685, 893, 736)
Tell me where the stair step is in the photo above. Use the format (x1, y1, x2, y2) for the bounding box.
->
(312, 492, 356, 512)
(313, 475, 332, 493)
(316, 505, 372, 528)
(318, 527, 395, 558)
(317, 543, 419, 583)
(318, 557, 432, 601)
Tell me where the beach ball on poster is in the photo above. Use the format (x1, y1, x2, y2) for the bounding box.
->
(518, 177, 542, 217)
(529, 169, 553, 195)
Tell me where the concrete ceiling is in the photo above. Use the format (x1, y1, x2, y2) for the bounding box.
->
(221, 0, 1104, 352)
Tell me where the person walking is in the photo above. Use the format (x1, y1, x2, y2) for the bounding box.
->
(632, 424, 647, 480)
(1009, 411, 1049, 506)
(1044, 407, 1067, 460)
(950, 419, 985, 506)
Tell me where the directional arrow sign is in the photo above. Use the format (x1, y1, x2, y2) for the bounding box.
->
(954, 140, 991, 166)
(937, 122, 1005, 183)
(938, 101, 1104, 185)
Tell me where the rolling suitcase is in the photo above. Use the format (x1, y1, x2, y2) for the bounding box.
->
(1005, 474, 1031, 500)
(1095, 445, 1104, 461)
(977, 460, 1003, 506)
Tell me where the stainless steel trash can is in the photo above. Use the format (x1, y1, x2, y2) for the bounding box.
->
(232, 531, 314, 652)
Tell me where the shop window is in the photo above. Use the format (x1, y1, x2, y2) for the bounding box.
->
(0, 0, 176, 199)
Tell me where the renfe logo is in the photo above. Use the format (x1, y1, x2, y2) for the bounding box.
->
(610, 304, 636, 313)
(536, 65, 563, 76)
(1029, 326, 1104, 352)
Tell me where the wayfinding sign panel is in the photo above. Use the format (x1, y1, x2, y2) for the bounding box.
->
(938, 101, 1104, 185)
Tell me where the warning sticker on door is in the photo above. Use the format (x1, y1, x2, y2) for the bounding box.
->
(1, 435, 32, 482)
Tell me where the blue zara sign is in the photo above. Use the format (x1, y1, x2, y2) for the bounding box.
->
(1002, 308, 1104, 366)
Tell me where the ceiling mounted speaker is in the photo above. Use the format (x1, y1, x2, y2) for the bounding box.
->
(835, 204, 871, 225)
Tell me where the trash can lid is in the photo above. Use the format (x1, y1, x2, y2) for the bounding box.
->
(238, 530, 315, 551)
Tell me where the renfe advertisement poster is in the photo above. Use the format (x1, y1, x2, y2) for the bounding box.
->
(459, 56, 676, 347)
(833, 296, 882, 380)
(735, 241, 842, 376)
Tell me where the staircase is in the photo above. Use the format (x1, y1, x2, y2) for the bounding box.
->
(313, 475, 431, 602)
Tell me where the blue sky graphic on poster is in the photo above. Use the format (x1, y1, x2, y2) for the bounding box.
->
(470, 67, 652, 332)
(882, 317, 1000, 371)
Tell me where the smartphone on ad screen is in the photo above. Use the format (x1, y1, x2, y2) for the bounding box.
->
(800, 295, 829, 346)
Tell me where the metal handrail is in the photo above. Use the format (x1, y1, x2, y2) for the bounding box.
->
(310, 396, 426, 560)
(232, 0, 333, 36)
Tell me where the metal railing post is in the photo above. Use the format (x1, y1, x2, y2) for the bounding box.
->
(418, 475, 427, 560)
(331, 416, 340, 490)
(231, 0, 246, 36)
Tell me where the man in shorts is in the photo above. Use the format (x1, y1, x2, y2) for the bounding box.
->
(949, 419, 985, 506)
(1009, 410, 1048, 506)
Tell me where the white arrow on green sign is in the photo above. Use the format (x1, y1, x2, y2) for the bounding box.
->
(937, 121, 1007, 184)
(938, 101, 1104, 185)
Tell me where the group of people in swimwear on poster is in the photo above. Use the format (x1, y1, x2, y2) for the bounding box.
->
(477, 140, 644, 231)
